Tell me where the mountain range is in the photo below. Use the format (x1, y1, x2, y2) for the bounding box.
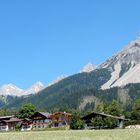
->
(1, 34, 140, 111)
(0, 63, 96, 97)
(0, 82, 45, 97)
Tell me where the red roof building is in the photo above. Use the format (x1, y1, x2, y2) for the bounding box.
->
(50, 112, 71, 127)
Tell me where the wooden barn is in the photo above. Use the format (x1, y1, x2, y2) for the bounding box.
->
(82, 111, 129, 129)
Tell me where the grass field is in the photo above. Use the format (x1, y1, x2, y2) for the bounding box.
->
(0, 130, 140, 140)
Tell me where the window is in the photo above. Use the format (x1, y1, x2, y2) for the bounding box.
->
(45, 119, 50, 123)
(40, 120, 43, 123)
(38, 125, 41, 128)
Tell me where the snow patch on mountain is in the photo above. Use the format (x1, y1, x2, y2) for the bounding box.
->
(0, 82, 45, 97)
(23, 81, 45, 96)
(0, 84, 24, 96)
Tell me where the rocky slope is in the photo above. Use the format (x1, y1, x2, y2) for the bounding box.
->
(101, 35, 140, 89)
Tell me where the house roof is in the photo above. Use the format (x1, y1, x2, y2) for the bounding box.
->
(82, 111, 130, 121)
(30, 112, 51, 119)
(52, 112, 71, 116)
(0, 115, 15, 120)
(39, 112, 51, 118)
(50, 112, 72, 119)
(24, 118, 31, 121)
(1, 118, 22, 123)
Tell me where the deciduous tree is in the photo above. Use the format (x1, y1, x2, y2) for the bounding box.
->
(17, 103, 36, 119)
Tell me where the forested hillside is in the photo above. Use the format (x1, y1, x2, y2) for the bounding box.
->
(4, 82, 140, 113)
(2, 36, 140, 112)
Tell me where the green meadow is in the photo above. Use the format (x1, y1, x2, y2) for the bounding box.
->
(0, 130, 139, 140)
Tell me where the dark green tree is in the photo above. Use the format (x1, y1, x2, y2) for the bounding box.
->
(104, 117, 117, 128)
(92, 100, 123, 129)
(107, 100, 123, 116)
(95, 102, 104, 113)
(102, 100, 123, 128)
(131, 99, 140, 120)
(70, 111, 84, 130)
(0, 108, 17, 116)
(91, 116, 104, 129)
(17, 103, 36, 119)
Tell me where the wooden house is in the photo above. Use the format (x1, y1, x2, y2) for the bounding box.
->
(21, 118, 32, 131)
(0, 115, 22, 131)
(82, 111, 129, 129)
(50, 112, 71, 127)
(29, 112, 52, 130)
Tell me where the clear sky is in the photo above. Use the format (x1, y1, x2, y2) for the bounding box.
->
(0, 0, 140, 89)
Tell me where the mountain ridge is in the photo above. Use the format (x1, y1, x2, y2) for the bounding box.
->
(0, 81, 45, 97)
(2, 34, 140, 111)
(101, 35, 140, 89)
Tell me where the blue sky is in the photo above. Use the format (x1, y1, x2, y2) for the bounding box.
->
(0, 0, 140, 88)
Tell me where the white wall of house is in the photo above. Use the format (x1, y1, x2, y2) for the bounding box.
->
(118, 120, 124, 128)
(0, 125, 9, 131)
(21, 124, 32, 131)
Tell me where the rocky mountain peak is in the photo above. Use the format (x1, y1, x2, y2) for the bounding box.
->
(21, 81, 45, 96)
(0, 82, 45, 97)
(81, 63, 97, 73)
(32, 81, 44, 88)
(101, 34, 140, 89)
(0, 84, 24, 96)
(100, 35, 140, 69)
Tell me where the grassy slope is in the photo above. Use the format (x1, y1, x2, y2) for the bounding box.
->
(0, 130, 140, 140)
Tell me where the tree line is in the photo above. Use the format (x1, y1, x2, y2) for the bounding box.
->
(71, 99, 140, 129)
(0, 98, 140, 130)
